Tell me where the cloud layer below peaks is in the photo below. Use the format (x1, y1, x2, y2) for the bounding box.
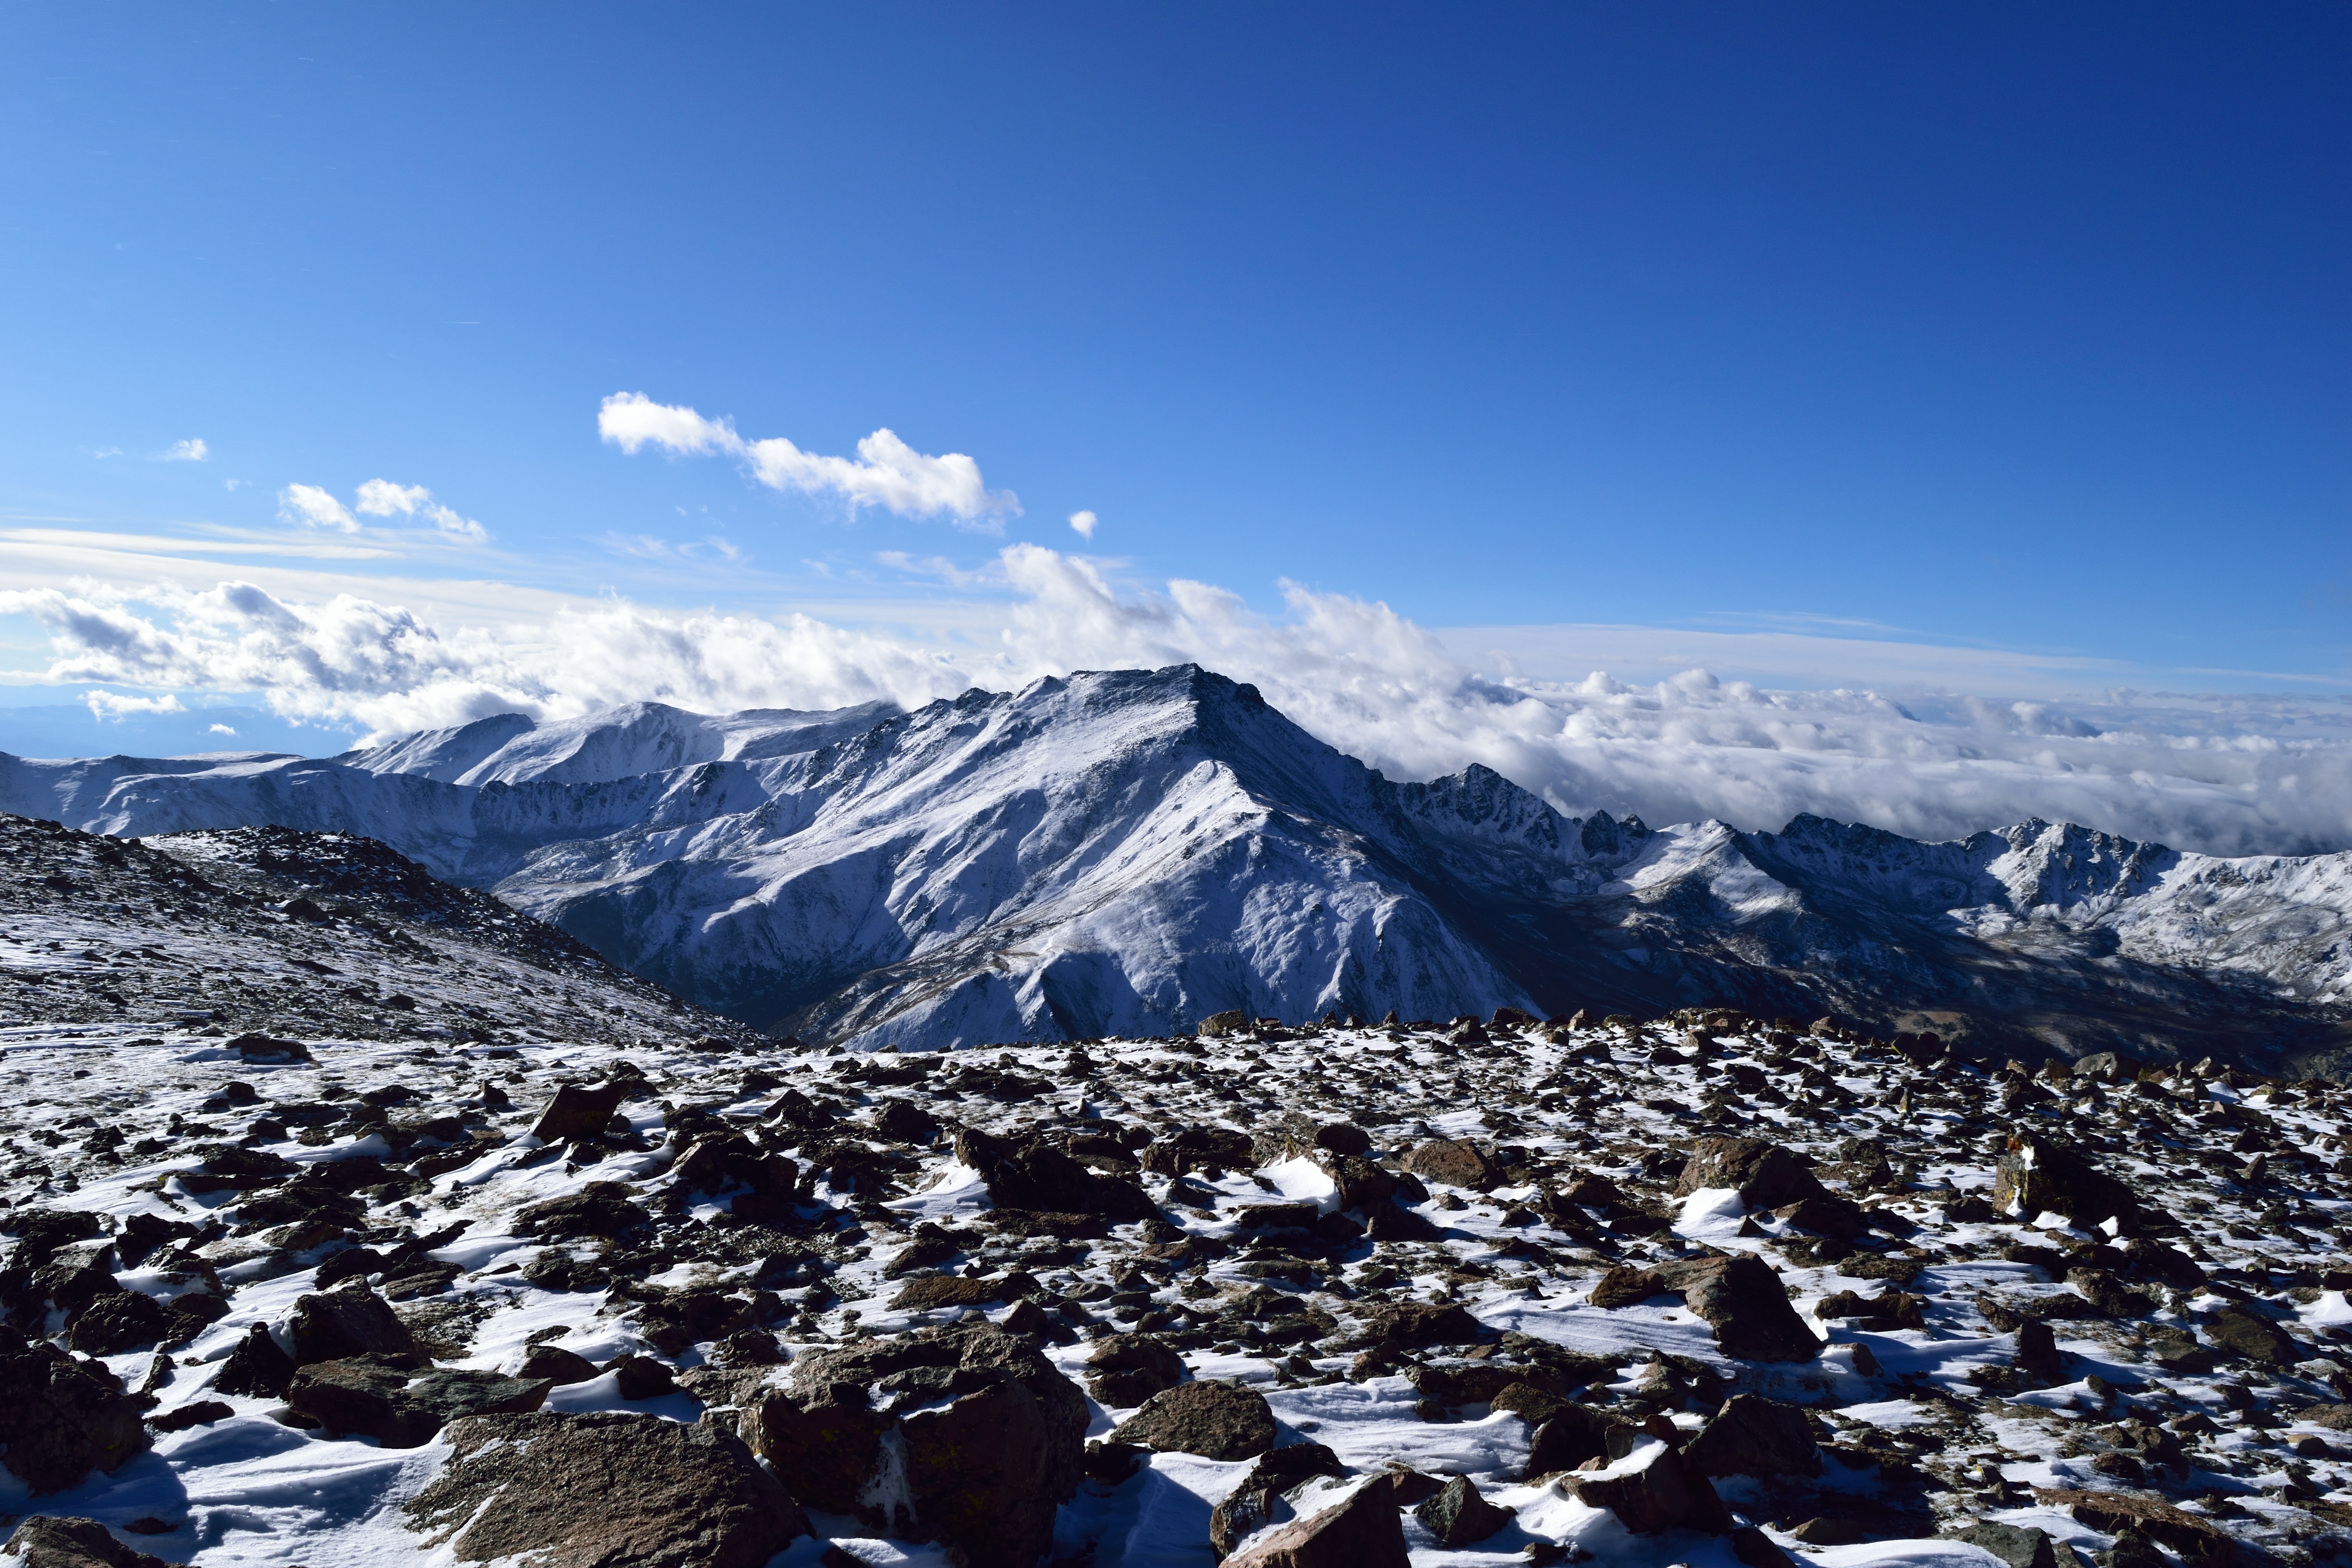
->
(2, 543, 2347, 860)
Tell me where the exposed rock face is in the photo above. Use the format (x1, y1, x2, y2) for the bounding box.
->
(1109, 1377, 1278, 1462)
(1209, 1444, 1347, 1558)
(2, 1516, 174, 1568)
(748, 1321, 1085, 1568)
(2035, 1489, 2237, 1568)
(1656, 1256, 1822, 1362)
(405, 1410, 808, 1568)
(285, 1356, 552, 1447)
(0, 1328, 151, 1494)
(1222, 1479, 1411, 1568)
(1684, 1394, 1823, 1478)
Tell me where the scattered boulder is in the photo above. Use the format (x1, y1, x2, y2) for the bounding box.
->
(517, 1182, 653, 1240)
(405, 1410, 808, 1568)
(1110, 1377, 1277, 1461)
(1525, 1404, 1632, 1477)
(1587, 1265, 1666, 1308)
(1684, 1394, 1822, 1477)
(287, 1355, 552, 1447)
(1562, 1438, 1733, 1534)
(66, 1290, 167, 1355)
(6, 1209, 103, 1268)
(1953, 1522, 2063, 1568)
(2, 1516, 173, 1568)
(889, 1275, 1009, 1312)
(1400, 1138, 1499, 1191)
(1312, 1123, 1372, 1157)
(1210, 1444, 1347, 1558)
(2034, 1488, 2235, 1568)
(289, 1283, 421, 1365)
(0, 1328, 151, 1493)
(2201, 1305, 2301, 1368)
(1655, 1255, 1821, 1362)
(517, 1345, 603, 1386)
(212, 1321, 297, 1398)
(1675, 1136, 1828, 1209)
(1992, 1134, 2146, 1232)
(749, 1321, 1085, 1568)
(1414, 1475, 1515, 1546)
(1223, 1478, 1410, 1568)
(1198, 1009, 1251, 1038)
(530, 1081, 629, 1143)
(1087, 1332, 1185, 1408)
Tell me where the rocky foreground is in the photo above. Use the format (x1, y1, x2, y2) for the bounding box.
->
(2, 814, 2352, 1568)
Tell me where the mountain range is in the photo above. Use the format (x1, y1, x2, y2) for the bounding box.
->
(5, 663, 2348, 1073)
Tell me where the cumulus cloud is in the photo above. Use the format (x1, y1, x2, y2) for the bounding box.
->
(278, 483, 358, 533)
(599, 392, 1019, 529)
(5, 553, 2351, 858)
(354, 478, 486, 541)
(208, 722, 237, 735)
(159, 439, 208, 462)
(83, 690, 187, 721)
(1069, 510, 1098, 539)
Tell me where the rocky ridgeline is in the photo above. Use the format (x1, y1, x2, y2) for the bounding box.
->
(1, 821, 2351, 1566)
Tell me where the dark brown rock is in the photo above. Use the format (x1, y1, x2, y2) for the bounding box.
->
(1954, 1523, 2063, 1568)
(750, 1321, 1086, 1568)
(1401, 1139, 1499, 1191)
(1210, 1444, 1347, 1558)
(212, 1321, 296, 1398)
(405, 1410, 807, 1568)
(1588, 1265, 1666, 1308)
(2202, 1305, 2301, 1368)
(1087, 1332, 1185, 1408)
(518, 1345, 603, 1386)
(1223, 1479, 1410, 1568)
(1110, 1377, 1277, 1461)
(0, 1330, 151, 1494)
(1359, 1300, 1480, 1348)
(530, 1081, 629, 1143)
(1675, 1137, 1828, 1209)
(1656, 1256, 1821, 1363)
(889, 1274, 1009, 1312)
(289, 1283, 420, 1365)
(287, 1355, 551, 1447)
(1992, 1136, 2146, 1232)
(1415, 1475, 1515, 1546)
(2033, 1488, 2235, 1568)
(1684, 1394, 1821, 1477)
(2, 1516, 172, 1568)
(67, 1290, 167, 1355)
(517, 1182, 652, 1240)
(1563, 1441, 1733, 1534)
(1526, 1404, 1630, 1478)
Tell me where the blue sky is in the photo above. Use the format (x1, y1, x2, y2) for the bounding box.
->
(1, 5, 2348, 781)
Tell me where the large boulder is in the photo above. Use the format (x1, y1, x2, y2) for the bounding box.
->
(962, 1134, 1158, 1222)
(1401, 1139, 1500, 1191)
(2, 1516, 172, 1568)
(530, 1080, 629, 1143)
(1110, 1378, 1277, 1462)
(287, 1355, 552, 1447)
(1992, 1135, 2146, 1232)
(66, 1291, 167, 1355)
(1675, 1137, 1827, 1209)
(1415, 1475, 1515, 1546)
(405, 1410, 806, 1568)
(1223, 1478, 1410, 1568)
(1684, 1395, 1822, 1477)
(0, 1329, 151, 1494)
(1656, 1256, 1821, 1363)
(1210, 1444, 1347, 1558)
(748, 1321, 1085, 1568)
(2201, 1305, 2303, 1368)
(289, 1282, 421, 1365)
(1087, 1333, 1186, 1408)
(1526, 1404, 1632, 1478)
(1562, 1438, 1734, 1534)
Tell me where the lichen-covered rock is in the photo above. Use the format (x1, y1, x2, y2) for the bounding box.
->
(1401, 1138, 1499, 1191)
(1087, 1332, 1185, 1407)
(1209, 1443, 1346, 1558)
(1684, 1394, 1822, 1478)
(1414, 1475, 1515, 1546)
(1992, 1135, 2147, 1232)
(2, 1515, 173, 1568)
(1655, 1255, 1821, 1363)
(405, 1410, 807, 1568)
(289, 1282, 420, 1365)
(748, 1321, 1084, 1568)
(287, 1354, 552, 1447)
(1562, 1438, 1734, 1534)
(1676, 1137, 1829, 1209)
(1109, 1377, 1277, 1462)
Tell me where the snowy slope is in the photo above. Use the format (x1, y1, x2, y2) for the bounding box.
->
(4, 664, 2350, 1069)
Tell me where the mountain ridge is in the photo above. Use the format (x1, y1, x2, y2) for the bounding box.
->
(5, 663, 2349, 1073)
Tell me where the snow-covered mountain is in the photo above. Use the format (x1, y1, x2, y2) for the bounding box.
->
(5, 664, 2349, 1071)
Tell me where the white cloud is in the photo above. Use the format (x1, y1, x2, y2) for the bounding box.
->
(208, 722, 237, 735)
(83, 690, 187, 721)
(160, 438, 209, 462)
(5, 551, 2352, 858)
(278, 484, 359, 533)
(598, 392, 1019, 530)
(1069, 510, 1098, 539)
(353, 478, 487, 541)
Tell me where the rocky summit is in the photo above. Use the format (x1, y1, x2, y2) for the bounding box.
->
(0, 801, 2350, 1568)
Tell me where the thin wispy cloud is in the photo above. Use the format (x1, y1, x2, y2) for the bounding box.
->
(4, 545, 2350, 858)
(598, 392, 1020, 531)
